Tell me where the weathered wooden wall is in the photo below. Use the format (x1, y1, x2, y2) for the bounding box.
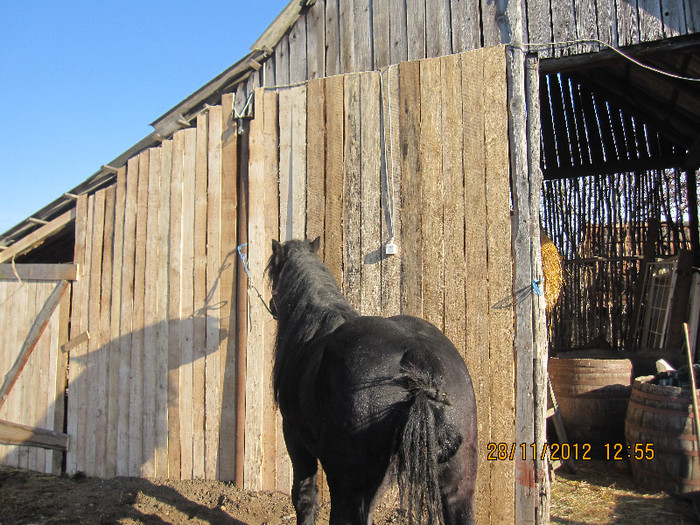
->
(0, 279, 70, 474)
(229, 0, 700, 109)
(246, 45, 515, 524)
(66, 97, 239, 480)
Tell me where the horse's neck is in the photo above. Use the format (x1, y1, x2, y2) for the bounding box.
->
(279, 260, 357, 344)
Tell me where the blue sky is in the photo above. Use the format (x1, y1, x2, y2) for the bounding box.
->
(0, 1, 290, 235)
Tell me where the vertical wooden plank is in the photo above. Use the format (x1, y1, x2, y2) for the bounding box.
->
(168, 131, 185, 480)
(47, 285, 61, 473)
(372, 0, 390, 69)
(484, 46, 515, 525)
(526, 54, 550, 525)
(441, 53, 466, 352)
(130, 151, 150, 477)
(180, 129, 197, 479)
(526, 0, 553, 57)
(53, 279, 70, 474)
(353, 0, 372, 71)
(155, 139, 172, 478)
(279, 90, 293, 242)
(279, 86, 308, 242)
(107, 167, 126, 478)
(21, 284, 37, 470)
(96, 186, 115, 478)
(420, 57, 445, 331)
(461, 48, 490, 525)
(85, 190, 105, 477)
(617, 0, 640, 46)
(79, 195, 96, 474)
(306, 0, 326, 80)
(398, 60, 422, 318)
(117, 157, 139, 477)
(426, 0, 452, 58)
(389, 0, 408, 63)
(639, 0, 664, 42)
(380, 65, 402, 316)
(344, 73, 362, 306)
(260, 91, 284, 493)
(510, 42, 538, 523)
(686, 0, 700, 33)
(451, 0, 481, 53)
(218, 94, 238, 481)
(245, 88, 267, 491)
(551, 0, 577, 56)
(275, 34, 291, 87)
(481, 0, 503, 47)
(193, 112, 209, 480)
(206, 105, 224, 481)
(406, 0, 426, 60)
(595, 0, 617, 47)
(575, 0, 600, 54)
(26, 284, 41, 471)
(339, 0, 355, 73)
(292, 87, 307, 239)
(142, 148, 161, 479)
(306, 79, 326, 253)
(8, 282, 27, 467)
(360, 72, 381, 316)
(324, 75, 345, 283)
(67, 195, 88, 475)
(662, 0, 687, 37)
(325, 0, 341, 77)
(289, 14, 308, 83)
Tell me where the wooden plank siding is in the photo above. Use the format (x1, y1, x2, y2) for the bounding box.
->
(246, 46, 514, 520)
(254, 0, 698, 87)
(66, 104, 240, 481)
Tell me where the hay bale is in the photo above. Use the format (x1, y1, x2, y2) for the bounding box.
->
(541, 231, 563, 314)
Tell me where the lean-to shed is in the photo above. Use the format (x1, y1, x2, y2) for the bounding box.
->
(1, 1, 699, 524)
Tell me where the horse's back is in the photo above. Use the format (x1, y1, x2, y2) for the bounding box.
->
(314, 314, 476, 440)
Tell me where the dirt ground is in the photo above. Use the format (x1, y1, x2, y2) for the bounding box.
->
(0, 461, 697, 524)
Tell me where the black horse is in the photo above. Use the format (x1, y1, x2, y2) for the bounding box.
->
(266, 238, 477, 525)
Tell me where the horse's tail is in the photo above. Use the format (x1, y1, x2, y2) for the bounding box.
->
(395, 350, 461, 525)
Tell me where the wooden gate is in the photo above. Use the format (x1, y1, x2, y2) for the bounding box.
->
(245, 45, 515, 523)
(0, 270, 72, 475)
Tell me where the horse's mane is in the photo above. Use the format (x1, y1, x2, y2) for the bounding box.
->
(266, 240, 358, 404)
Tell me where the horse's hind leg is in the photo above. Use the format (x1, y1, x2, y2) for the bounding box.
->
(440, 445, 476, 525)
(285, 430, 319, 525)
(326, 474, 386, 525)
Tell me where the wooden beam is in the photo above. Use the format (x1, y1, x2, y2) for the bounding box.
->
(0, 209, 76, 264)
(0, 419, 69, 452)
(0, 280, 70, 410)
(543, 155, 686, 180)
(0, 264, 78, 281)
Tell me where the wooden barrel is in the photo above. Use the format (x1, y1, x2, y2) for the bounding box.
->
(625, 376, 700, 494)
(549, 356, 633, 454)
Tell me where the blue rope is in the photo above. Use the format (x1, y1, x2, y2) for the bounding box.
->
(532, 280, 543, 297)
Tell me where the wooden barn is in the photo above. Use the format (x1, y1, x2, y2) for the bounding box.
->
(0, 1, 698, 523)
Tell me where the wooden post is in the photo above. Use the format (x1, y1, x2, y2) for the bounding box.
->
(235, 119, 249, 488)
(503, 0, 545, 521)
(686, 168, 700, 269)
(526, 53, 551, 525)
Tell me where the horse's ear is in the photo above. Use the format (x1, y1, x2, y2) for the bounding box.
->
(271, 239, 285, 268)
(310, 236, 321, 254)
